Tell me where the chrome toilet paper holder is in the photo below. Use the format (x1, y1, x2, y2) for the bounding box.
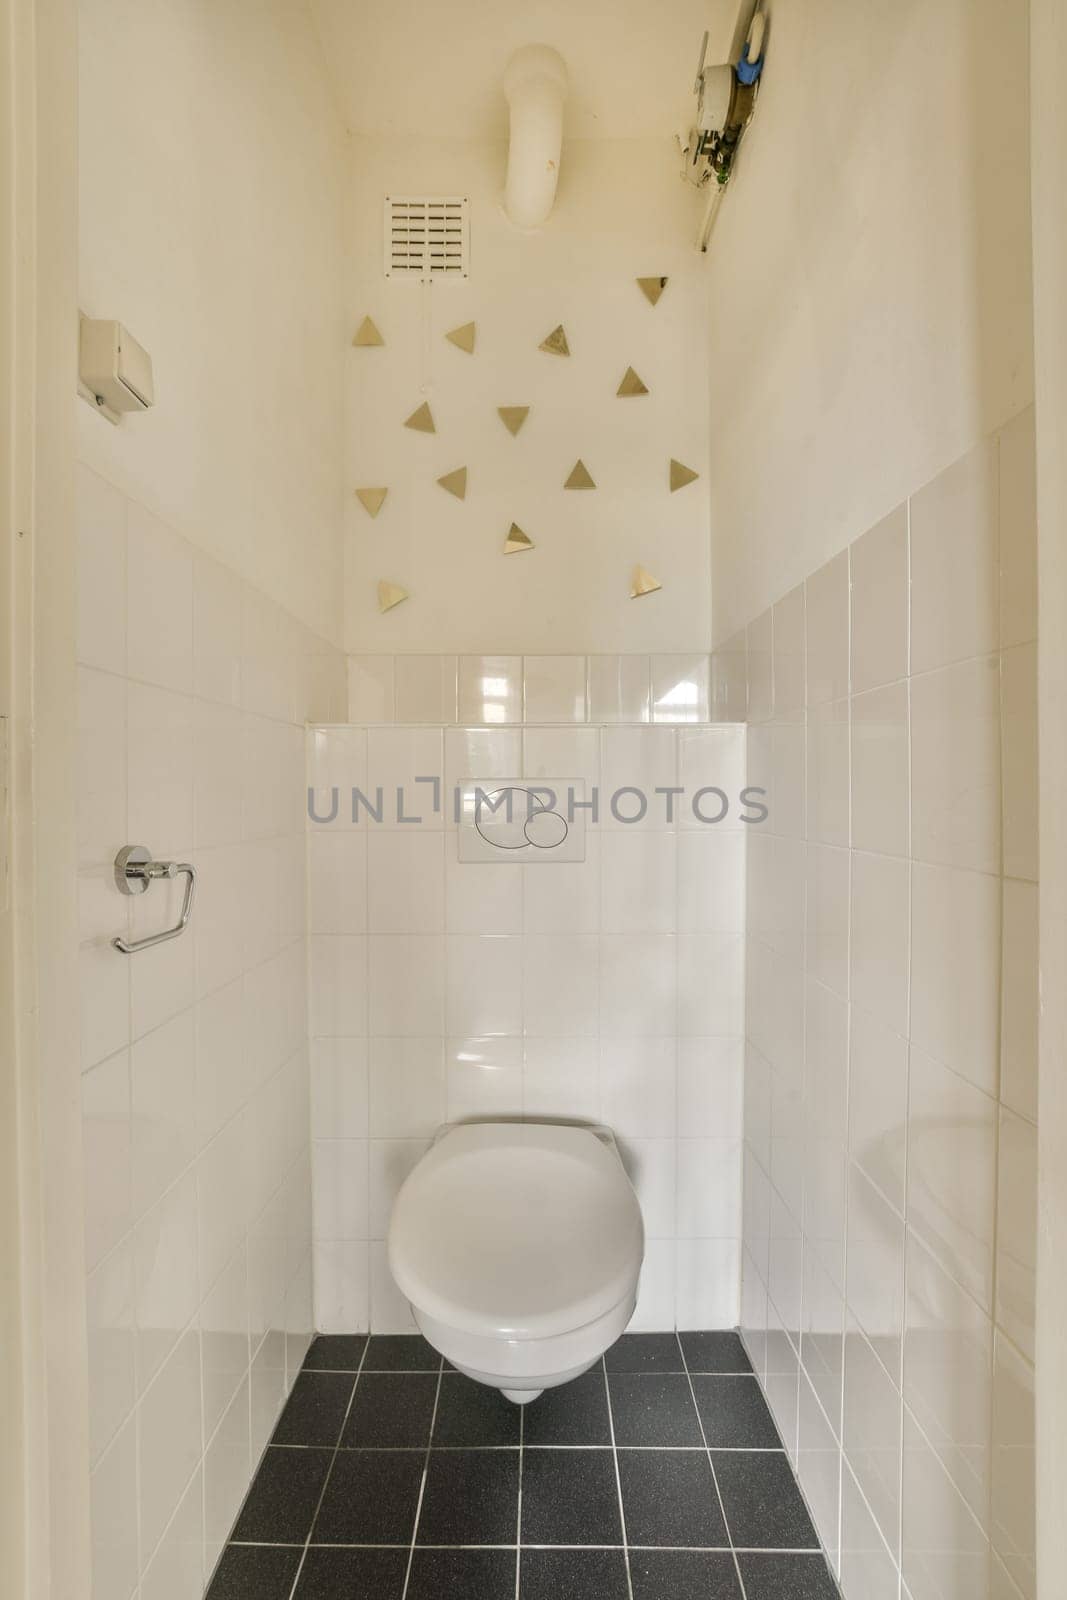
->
(112, 845, 197, 954)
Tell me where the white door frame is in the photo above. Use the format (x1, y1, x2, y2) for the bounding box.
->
(2, 0, 90, 1595)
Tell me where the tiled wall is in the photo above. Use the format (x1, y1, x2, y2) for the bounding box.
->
(308, 653, 748, 1333)
(718, 409, 1038, 1600)
(76, 463, 345, 1599)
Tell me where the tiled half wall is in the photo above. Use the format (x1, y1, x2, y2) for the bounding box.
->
(307, 659, 749, 1334)
(717, 409, 1038, 1600)
(76, 463, 345, 1600)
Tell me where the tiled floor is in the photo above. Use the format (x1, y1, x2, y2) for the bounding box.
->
(207, 1332, 839, 1600)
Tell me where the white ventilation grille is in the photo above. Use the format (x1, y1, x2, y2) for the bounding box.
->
(384, 195, 470, 281)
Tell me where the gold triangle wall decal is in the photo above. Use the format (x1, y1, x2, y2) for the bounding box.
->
(355, 487, 388, 517)
(617, 366, 649, 397)
(437, 466, 468, 500)
(637, 277, 668, 306)
(539, 324, 570, 356)
(504, 523, 534, 554)
(630, 566, 662, 598)
(445, 321, 476, 353)
(669, 459, 700, 492)
(564, 459, 596, 489)
(498, 405, 530, 436)
(353, 316, 384, 347)
(403, 401, 435, 433)
(377, 580, 408, 613)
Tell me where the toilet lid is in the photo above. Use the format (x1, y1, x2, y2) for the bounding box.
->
(388, 1123, 644, 1341)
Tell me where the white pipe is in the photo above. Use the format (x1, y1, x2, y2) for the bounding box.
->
(503, 45, 568, 230)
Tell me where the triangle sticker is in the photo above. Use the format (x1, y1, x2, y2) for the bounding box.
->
(377, 580, 408, 613)
(669, 459, 700, 492)
(445, 321, 476, 354)
(504, 523, 534, 554)
(353, 316, 384, 347)
(630, 566, 662, 599)
(539, 324, 570, 357)
(564, 459, 596, 490)
(617, 366, 649, 397)
(498, 405, 530, 436)
(437, 467, 468, 500)
(404, 401, 435, 433)
(355, 487, 388, 518)
(637, 276, 669, 307)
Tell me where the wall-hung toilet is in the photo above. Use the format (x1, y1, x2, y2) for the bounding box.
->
(388, 1121, 644, 1403)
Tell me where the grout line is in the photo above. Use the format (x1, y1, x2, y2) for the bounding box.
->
(678, 1331, 750, 1600)
(284, 1334, 371, 1600)
(515, 1401, 524, 1600)
(399, 1356, 445, 1600)
(602, 1359, 635, 1600)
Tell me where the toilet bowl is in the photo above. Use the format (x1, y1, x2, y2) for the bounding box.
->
(387, 1120, 644, 1403)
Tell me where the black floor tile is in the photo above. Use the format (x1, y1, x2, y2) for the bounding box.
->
(302, 1333, 368, 1372)
(679, 1331, 753, 1375)
(604, 1333, 684, 1373)
(271, 1371, 355, 1447)
(519, 1548, 629, 1600)
(416, 1449, 520, 1545)
(629, 1550, 743, 1600)
(608, 1374, 703, 1447)
(433, 1373, 521, 1446)
(363, 1333, 441, 1370)
(712, 1452, 819, 1550)
(341, 1372, 438, 1447)
(692, 1376, 781, 1448)
(311, 1450, 425, 1545)
(407, 1548, 517, 1600)
(231, 1448, 333, 1544)
(207, 1544, 303, 1599)
(618, 1449, 728, 1548)
(738, 1552, 840, 1598)
(294, 1546, 408, 1598)
(524, 1370, 612, 1446)
(520, 1447, 623, 1547)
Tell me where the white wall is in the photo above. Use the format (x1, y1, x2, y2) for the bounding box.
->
(705, 0, 1033, 644)
(726, 415, 1037, 1600)
(344, 137, 712, 654)
(306, 656, 747, 1334)
(76, 4, 347, 1596)
(77, 0, 346, 644)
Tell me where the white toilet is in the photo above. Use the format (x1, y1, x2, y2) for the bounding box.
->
(387, 1120, 644, 1403)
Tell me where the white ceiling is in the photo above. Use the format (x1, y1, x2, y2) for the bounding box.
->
(309, 0, 742, 141)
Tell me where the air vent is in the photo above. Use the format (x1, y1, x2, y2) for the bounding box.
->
(385, 195, 470, 281)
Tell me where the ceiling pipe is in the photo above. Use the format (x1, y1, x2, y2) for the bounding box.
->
(503, 45, 568, 230)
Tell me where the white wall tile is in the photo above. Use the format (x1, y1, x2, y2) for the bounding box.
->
(127, 503, 194, 694)
(852, 682, 909, 857)
(910, 861, 1001, 1096)
(600, 831, 676, 933)
(651, 654, 709, 724)
(347, 655, 395, 723)
(1001, 642, 1038, 882)
(86, 1241, 137, 1466)
(366, 830, 443, 932)
(458, 654, 522, 724)
(851, 504, 908, 693)
(394, 654, 457, 723)
(910, 436, 999, 675)
(523, 1038, 600, 1121)
(911, 655, 1001, 873)
(998, 408, 1037, 651)
(524, 934, 599, 1036)
(990, 1334, 1035, 1597)
(77, 466, 128, 675)
(710, 631, 748, 723)
(676, 1238, 740, 1328)
(746, 609, 773, 723)
(587, 654, 650, 724)
(445, 1036, 524, 1121)
(135, 1170, 201, 1392)
(850, 851, 909, 1034)
(524, 655, 587, 722)
(369, 1038, 445, 1138)
(90, 1417, 139, 1600)
(600, 1037, 676, 1139)
(806, 552, 850, 705)
(842, 1322, 902, 1560)
(849, 1009, 908, 1214)
(368, 936, 445, 1036)
(137, 1328, 202, 1560)
(995, 1108, 1036, 1362)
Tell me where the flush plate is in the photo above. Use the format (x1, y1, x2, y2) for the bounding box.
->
(457, 779, 587, 863)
